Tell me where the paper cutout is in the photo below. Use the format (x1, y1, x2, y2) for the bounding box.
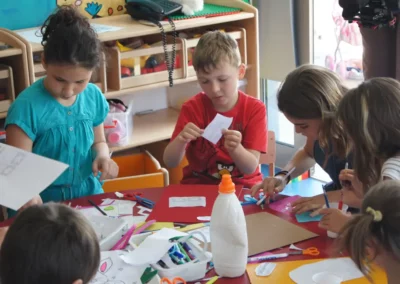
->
(137, 206, 152, 216)
(269, 195, 301, 215)
(119, 215, 147, 228)
(289, 244, 303, 251)
(255, 262, 276, 277)
(90, 250, 147, 284)
(247, 258, 387, 284)
(197, 216, 211, 221)
(169, 196, 206, 208)
(289, 258, 364, 283)
(143, 222, 174, 231)
(202, 113, 233, 144)
(246, 212, 318, 256)
(17, 24, 122, 44)
(0, 143, 68, 210)
(295, 212, 322, 223)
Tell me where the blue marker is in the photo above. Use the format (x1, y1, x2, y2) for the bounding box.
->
(322, 185, 330, 208)
(181, 242, 196, 260)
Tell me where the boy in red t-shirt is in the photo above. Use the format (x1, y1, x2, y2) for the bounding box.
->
(163, 31, 267, 188)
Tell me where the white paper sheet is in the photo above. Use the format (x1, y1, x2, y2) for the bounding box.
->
(169, 196, 206, 208)
(289, 257, 364, 283)
(202, 113, 233, 144)
(0, 143, 68, 210)
(90, 250, 147, 284)
(119, 215, 147, 228)
(16, 24, 122, 44)
(121, 228, 187, 266)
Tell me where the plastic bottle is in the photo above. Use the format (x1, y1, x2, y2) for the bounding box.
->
(210, 174, 248, 277)
(107, 119, 127, 145)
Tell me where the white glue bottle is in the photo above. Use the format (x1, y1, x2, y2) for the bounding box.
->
(210, 174, 248, 277)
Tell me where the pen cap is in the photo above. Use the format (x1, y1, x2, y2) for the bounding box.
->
(219, 174, 235, 194)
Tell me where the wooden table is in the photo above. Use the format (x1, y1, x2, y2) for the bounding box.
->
(0, 187, 336, 284)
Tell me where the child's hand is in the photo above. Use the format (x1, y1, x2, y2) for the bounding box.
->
(250, 176, 287, 199)
(318, 208, 352, 233)
(177, 123, 204, 144)
(222, 129, 242, 152)
(92, 157, 119, 181)
(19, 195, 43, 212)
(339, 169, 364, 198)
(0, 227, 8, 246)
(292, 195, 325, 215)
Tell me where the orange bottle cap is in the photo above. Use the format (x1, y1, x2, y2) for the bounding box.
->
(219, 174, 235, 194)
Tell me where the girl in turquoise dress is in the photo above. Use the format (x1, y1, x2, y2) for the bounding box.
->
(5, 6, 119, 215)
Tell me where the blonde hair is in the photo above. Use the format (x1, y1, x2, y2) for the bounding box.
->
(192, 31, 241, 73)
(337, 77, 400, 189)
(277, 64, 348, 155)
(337, 180, 400, 278)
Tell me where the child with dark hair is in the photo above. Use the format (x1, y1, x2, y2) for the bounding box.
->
(337, 180, 400, 284)
(0, 203, 100, 284)
(5, 6, 118, 214)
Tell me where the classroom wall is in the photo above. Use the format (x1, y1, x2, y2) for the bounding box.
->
(0, 1, 57, 30)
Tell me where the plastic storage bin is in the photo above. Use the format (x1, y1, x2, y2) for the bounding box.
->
(104, 102, 133, 147)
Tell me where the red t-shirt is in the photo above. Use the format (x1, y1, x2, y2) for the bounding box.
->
(171, 91, 268, 188)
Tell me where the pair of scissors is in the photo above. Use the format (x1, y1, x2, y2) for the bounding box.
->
(122, 192, 155, 209)
(289, 247, 320, 256)
(160, 277, 186, 284)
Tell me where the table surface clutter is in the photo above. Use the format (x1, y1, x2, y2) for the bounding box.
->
(0, 183, 388, 284)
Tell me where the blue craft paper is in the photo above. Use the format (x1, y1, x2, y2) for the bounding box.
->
(295, 212, 322, 223)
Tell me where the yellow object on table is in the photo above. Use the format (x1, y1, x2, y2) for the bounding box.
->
(246, 258, 387, 284)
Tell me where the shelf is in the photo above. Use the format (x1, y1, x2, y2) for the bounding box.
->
(0, 112, 6, 119)
(23, 12, 255, 52)
(0, 48, 22, 58)
(110, 107, 179, 152)
(105, 76, 198, 99)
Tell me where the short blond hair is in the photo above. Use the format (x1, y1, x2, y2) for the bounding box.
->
(193, 31, 241, 73)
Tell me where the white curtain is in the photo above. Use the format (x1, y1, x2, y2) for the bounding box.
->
(254, 0, 313, 81)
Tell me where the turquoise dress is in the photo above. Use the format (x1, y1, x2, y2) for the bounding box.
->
(5, 78, 109, 209)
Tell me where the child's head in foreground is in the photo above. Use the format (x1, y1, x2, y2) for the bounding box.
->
(192, 30, 245, 111)
(338, 180, 400, 277)
(0, 203, 100, 284)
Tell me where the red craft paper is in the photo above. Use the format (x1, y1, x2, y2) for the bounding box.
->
(146, 184, 243, 223)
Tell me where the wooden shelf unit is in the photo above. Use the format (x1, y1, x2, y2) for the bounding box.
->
(0, 0, 259, 153)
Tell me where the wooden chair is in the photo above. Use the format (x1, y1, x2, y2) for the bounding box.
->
(259, 130, 276, 177)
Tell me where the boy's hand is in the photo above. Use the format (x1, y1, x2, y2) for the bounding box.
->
(177, 123, 204, 144)
(222, 129, 242, 152)
(93, 157, 119, 181)
(318, 208, 352, 233)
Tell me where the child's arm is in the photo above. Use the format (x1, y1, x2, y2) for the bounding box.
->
(92, 124, 118, 181)
(5, 125, 33, 152)
(163, 122, 203, 168)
